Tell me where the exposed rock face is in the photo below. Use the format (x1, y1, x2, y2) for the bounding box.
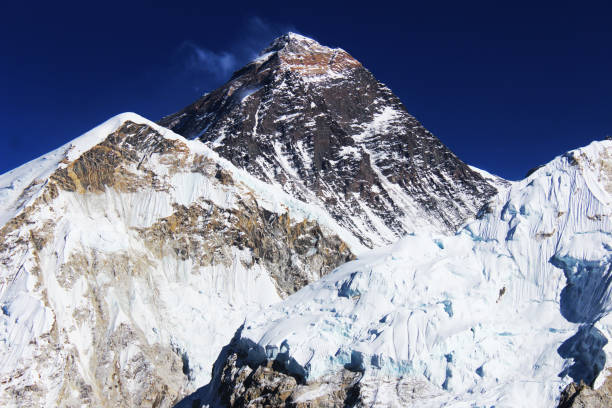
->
(206, 348, 362, 408)
(196, 338, 441, 408)
(160, 33, 499, 247)
(137, 196, 353, 298)
(558, 370, 612, 408)
(0, 114, 353, 407)
(49, 121, 178, 194)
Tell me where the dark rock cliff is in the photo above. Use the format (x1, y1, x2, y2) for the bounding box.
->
(160, 33, 500, 247)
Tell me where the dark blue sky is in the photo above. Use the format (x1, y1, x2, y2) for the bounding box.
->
(1, 1, 610, 180)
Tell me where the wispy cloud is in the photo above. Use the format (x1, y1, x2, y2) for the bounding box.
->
(178, 17, 299, 89)
(240, 16, 298, 59)
(181, 42, 239, 80)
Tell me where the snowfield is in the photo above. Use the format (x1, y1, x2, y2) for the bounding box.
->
(232, 140, 612, 407)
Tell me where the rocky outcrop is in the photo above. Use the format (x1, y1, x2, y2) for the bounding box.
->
(50, 121, 179, 194)
(137, 196, 353, 298)
(558, 370, 612, 408)
(194, 338, 441, 408)
(207, 348, 362, 407)
(160, 33, 499, 246)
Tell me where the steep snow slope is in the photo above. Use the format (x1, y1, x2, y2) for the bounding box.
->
(213, 140, 612, 407)
(0, 113, 356, 407)
(468, 164, 513, 191)
(160, 33, 499, 247)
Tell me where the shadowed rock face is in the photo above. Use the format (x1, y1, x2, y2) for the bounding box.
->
(182, 334, 440, 408)
(160, 33, 499, 247)
(205, 349, 362, 408)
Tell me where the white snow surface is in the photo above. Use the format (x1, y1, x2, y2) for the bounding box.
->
(468, 164, 514, 191)
(235, 140, 612, 407)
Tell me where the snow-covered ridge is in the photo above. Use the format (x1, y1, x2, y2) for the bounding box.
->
(0, 113, 143, 227)
(229, 139, 612, 407)
(259, 32, 341, 57)
(468, 164, 514, 191)
(0, 112, 362, 407)
(0, 112, 366, 252)
(0, 113, 197, 228)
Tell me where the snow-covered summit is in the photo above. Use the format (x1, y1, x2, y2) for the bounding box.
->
(261, 32, 324, 54)
(248, 31, 361, 78)
(255, 32, 344, 59)
(210, 139, 612, 407)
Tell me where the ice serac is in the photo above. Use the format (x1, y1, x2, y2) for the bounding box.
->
(160, 33, 499, 247)
(207, 140, 612, 407)
(0, 113, 354, 407)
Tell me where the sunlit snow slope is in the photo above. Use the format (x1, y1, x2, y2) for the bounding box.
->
(0, 113, 357, 407)
(221, 140, 612, 407)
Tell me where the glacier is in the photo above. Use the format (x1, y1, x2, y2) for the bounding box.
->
(226, 140, 612, 407)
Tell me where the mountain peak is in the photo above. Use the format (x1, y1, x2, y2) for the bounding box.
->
(256, 32, 361, 76)
(160, 34, 499, 247)
(262, 32, 321, 53)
